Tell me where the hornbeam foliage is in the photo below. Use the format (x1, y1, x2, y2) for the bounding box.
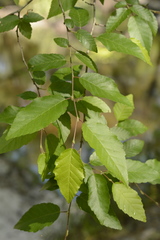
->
(0, 0, 159, 237)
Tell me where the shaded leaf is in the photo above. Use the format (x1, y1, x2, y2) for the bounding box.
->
(28, 54, 66, 71)
(75, 51, 98, 72)
(88, 174, 122, 229)
(14, 203, 60, 232)
(127, 159, 160, 183)
(64, 18, 74, 28)
(112, 182, 146, 222)
(89, 151, 103, 166)
(18, 20, 32, 39)
(79, 73, 131, 105)
(123, 139, 144, 158)
(0, 106, 19, 124)
(69, 7, 89, 27)
(82, 118, 128, 185)
(23, 12, 44, 22)
(145, 159, 160, 184)
(0, 15, 19, 32)
(18, 91, 38, 100)
(54, 148, 84, 203)
(106, 8, 130, 33)
(41, 177, 59, 191)
(7, 95, 68, 139)
(75, 29, 97, 52)
(110, 126, 131, 141)
(118, 119, 147, 137)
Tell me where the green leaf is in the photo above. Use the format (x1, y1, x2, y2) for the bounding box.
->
(115, 1, 127, 8)
(113, 94, 134, 121)
(84, 164, 93, 183)
(145, 159, 160, 184)
(106, 8, 131, 33)
(28, 54, 66, 71)
(18, 91, 38, 100)
(123, 139, 144, 158)
(23, 12, 44, 22)
(41, 177, 59, 191)
(75, 51, 98, 72)
(37, 153, 47, 180)
(54, 37, 69, 48)
(97, 32, 152, 65)
(110, 126, 131, 141)
(0, 129, 36, 154)
(14, 203, 60, 232)
(128, 16, 152, 53)
(0, 15, 19, 33)
(14, 0, 19, 5)
(45, 133, 65, 157)
(79, 73, 131, 105)
(54, 148, 84, 203)
(127, 159, 160, 183)
(118, 119, 147, 137)
(69, 7, 89, 27)
(48, 0, 78, 18)
(0, 106, 19, 124)
(82, 118, 128, 185)
(89, 151, 103, 166)
(112, 182, 146, 222)
(79, 96, 111, 113)
(50, 77, 72, 97)
(88, 174, 122, 230)
(77, 192, 93, 215)
(18, 20, 32, 39)
(75, 29, 97, 52)
(99, 0, 105, 4)
(126, 0, 139, 4)
(6, 95, 68, 139)
(32, 71, 46, 85)
(64, 18, 74, 29)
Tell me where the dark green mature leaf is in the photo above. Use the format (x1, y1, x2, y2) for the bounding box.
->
(41, 177, 59, 191)
(113, 94, 134, 121)
(99, 0, 105, 4)
(69, 7, 89, 27)
(48, 0, 78, 18)
(0, 15, 19, 32)
(75, 51, 98, 72)
(145, 159, 160, 184)
(127, 159, 160, 183)
(18, 91, 38, 100)
(14, 203, 60, 232)
(18, 20, 32, 39)
(28, 54, 66, 71)
(130, 5, 158, 36)
(0, 106, 19, 124)
(118, 119, 147, 137)
(97, 32, 152, 65)
(79, 73, 131, 105)
(128, 16, 152, 53)
(23, 12, 44, 22)
(54, 38, 69, 48)
(64, 18, 74, 29)
(0, 129, 36, 154)
(54, 148, 84, 203)
(112, 182, 146, 222)
(82, 117, 128, 185)
(123, 139, 144, 158)
(88, 174, 122, 229)
(33, 71, 46, 85)
(75, 29, 97, 52)
(6, 95, 68, 139)
(45, 133, 65, 157)
(106, 8, 130, 33)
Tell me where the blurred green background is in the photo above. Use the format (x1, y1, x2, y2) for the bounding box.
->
(0, 0, 160, 239)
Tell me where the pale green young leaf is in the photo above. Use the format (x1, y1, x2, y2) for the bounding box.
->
(145, 159, 160, 184)
(23, 12, 44, 22)
(79, 96, 111, 113)
(127, 159, 160, 183)
(0, 129, 36, 154)
(14, 203, 60, 232)
(84, 164, 93, 183)
(106, 8, 130, 33)
(113, 94, 134, 121)
(69, 7, 89, 27)
(110, 126, 131, 141)
(118, 119, 148, 137)
(0, 106, 19, 124)
(97, 33, 152, 65)
(82, 118, 128, 185)
(88, 174, 122, 229)
(37, 153, 47, 180)
(128, 16, 152, 53)
(54, 38, 69, 48)
(89, 151, 103, 166)
(54, 149, 84, 203)
(79, 73, 131, 106)
(18, 91, 37, 100)
(123, 139, 144, 158)
(0, 15, 19, 33)
(112, 182, 146, 222)
(6, 95, 68, 139)
(75, 51, 98, 72)
(75, 29, 97, 52)
(130, 5, 158, 36)
(28, 54, 66, 71)
(48, 0, 78, 18)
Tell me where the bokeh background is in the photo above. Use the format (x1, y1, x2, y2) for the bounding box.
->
(0, 0, 160, 239)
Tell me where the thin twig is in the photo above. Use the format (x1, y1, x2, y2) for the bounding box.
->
(64, 202, 72, 240)
(9, 0, 34, 15)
